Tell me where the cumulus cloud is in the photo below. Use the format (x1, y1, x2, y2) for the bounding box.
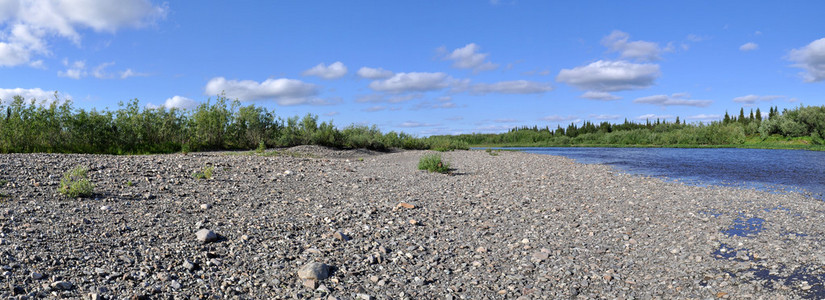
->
(57, 59, 86, 79)
(0, 0, 166, 67)
(633, 93, 712, 107)
(732, 94, 784, 104)
(443, 43, 498, 73)
(580, 91, 621, 101)
(0, 87, 59, 103)
(739, 42, 759, 51)
(368, 72, 457, 93)
(356, 93, 422, 103)
(160, 96, 197, 110)
(788, 37, 825, 82)
(120, 68, 148, 79)
(302, 61, 347, 79)
(470, 80, 553, 95)
(356, 67, 393, 79)
(204, 77, 320, 106)
(556, 60, 660, 92)
(601, 30, 663, 61)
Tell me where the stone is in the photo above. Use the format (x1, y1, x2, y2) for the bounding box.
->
(476, 246, 487, 253)
(200, 204, 211, 210)
(196, 229, 218, 243)
(51, 281, 73, 290)
(297, 262, 330, 281)
(182, 260, 196, 271)
(170, 281, 182, 289)
(100, 205, 111, 211)
(397, 202, 415, 209)
(302, 279, 318, 289)
(333, 231, 350, 241)
(31, 271, 44, 280)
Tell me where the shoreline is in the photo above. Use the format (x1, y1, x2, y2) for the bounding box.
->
(0, 147, 823, 298)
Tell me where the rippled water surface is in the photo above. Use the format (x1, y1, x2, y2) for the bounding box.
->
(505, 147, 825, 199)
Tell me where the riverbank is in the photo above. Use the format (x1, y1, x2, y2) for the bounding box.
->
(469, 136, 825, 151)
(1, 147, 823, 298)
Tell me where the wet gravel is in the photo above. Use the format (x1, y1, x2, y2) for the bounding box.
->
(0, 146, 824, 299)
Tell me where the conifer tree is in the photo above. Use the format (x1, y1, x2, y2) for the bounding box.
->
(756, 107, 762, 122)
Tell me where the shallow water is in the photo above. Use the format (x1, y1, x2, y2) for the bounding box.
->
(500, 147, 825, 199)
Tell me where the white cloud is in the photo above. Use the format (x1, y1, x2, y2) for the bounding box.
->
(0, 0, 166, 67)
(444, 43, 498, 72)
(356, 67, 393, 79)
(400, 121, 439, 128)
(120, 68, 148, 79)
(687, 114, 722, 120)
(739, 42, 759, 51)
(368, 72, 456, 93)
(162, 96, 197, 110)
(601, 30, 662, 61)
(57, 59, 86, 79)
(302, 61, 347, 79)
(323, 111, 339, 117)
(589, 114, 622, 120)
(732, 94, 784, 104)
(356, 93, 422, 103)
(556, 60, 660, 92)
(92, 61, 115, 78)
(364, 106, 386, 112)
(0, 87, 59, 104)
(633, 93, 712, 107)
(542, 115, 580, 122)
(494, 118, 519, 123)
(204, 77, 320, 105)
(580, 91, 621, 101)
(788, 37, 825, 82)
(636, 114, 674, 120)
(471, 80, 553, 95)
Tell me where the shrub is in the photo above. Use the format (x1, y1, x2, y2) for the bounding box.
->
(256, 141, 266, 153)
(193, 165, 215, 180)
(418, 153, 450, 173)
(59, 166, 94, 198)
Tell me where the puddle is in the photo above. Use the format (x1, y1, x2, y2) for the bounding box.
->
(723, 215, 765, 237)
(747, 265, 825, 299)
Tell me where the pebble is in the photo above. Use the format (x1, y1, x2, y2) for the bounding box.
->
(297, 262, 330, 280)
(196, 229, 218, 243)
(51, 281, 73, 290)
(31, 271, 44, 280)
(332, 231, 350, 241)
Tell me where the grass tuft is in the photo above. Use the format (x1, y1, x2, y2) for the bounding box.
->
(193, 165, 215, 180)
(418, 153, 450, 173)
(59, 166, 94, 198)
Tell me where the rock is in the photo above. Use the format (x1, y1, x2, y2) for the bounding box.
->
(170, 280, 182, 290)
(51, 281, 73, 290)
(397, 202, 415, 209)
(332, 231, 350, 241)
(182, 260, 197, 271)
(31, 271, 44, 280)
(302, 279, 318, 289)
(100, 205, 111, 211)
(196, 229, 218, 243)
(200, 203, 211, 210)
(476, 246, 487, 253)
(297, 262, 330, 281)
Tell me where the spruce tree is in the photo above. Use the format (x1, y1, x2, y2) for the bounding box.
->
(739, 108, 746, 124)
(756, 108, 762, 122)
(724, 111, 731, 124)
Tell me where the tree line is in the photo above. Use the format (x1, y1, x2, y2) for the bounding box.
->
(0, 94, 467, 154)
(435, 105, 825, 147)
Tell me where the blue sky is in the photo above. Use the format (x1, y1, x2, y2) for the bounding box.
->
(1, 1, 824, 136)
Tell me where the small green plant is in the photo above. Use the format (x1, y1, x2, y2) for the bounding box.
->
(357, 157, 364, 162)
(181, 143, 191, 154)
(59, 166, 94, 198)
(256, 141, 266, 153)
(0, 179, 7, 186)
(193, 165, 215, 180)
(418, 153, 450, 173)
(126, 180, 133, 187)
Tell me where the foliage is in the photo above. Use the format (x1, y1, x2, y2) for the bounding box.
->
(418, 153, 450, 173)
(193, 165, 215, 180)
(59, 166, 94, 198)
(0, 93, 441, 154)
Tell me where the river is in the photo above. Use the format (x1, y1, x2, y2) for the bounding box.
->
(499, 147, 825, 200)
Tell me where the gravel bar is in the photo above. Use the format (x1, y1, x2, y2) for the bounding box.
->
(1, 146, 824, 299)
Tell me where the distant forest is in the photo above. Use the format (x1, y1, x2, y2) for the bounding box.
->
(0, 94, 467, 154)
(433, 105, 825, 149)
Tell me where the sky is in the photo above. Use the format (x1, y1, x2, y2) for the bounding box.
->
(1, 1, 824, 136)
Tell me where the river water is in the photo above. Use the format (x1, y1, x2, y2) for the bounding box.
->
(501, 147, 825, 200)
